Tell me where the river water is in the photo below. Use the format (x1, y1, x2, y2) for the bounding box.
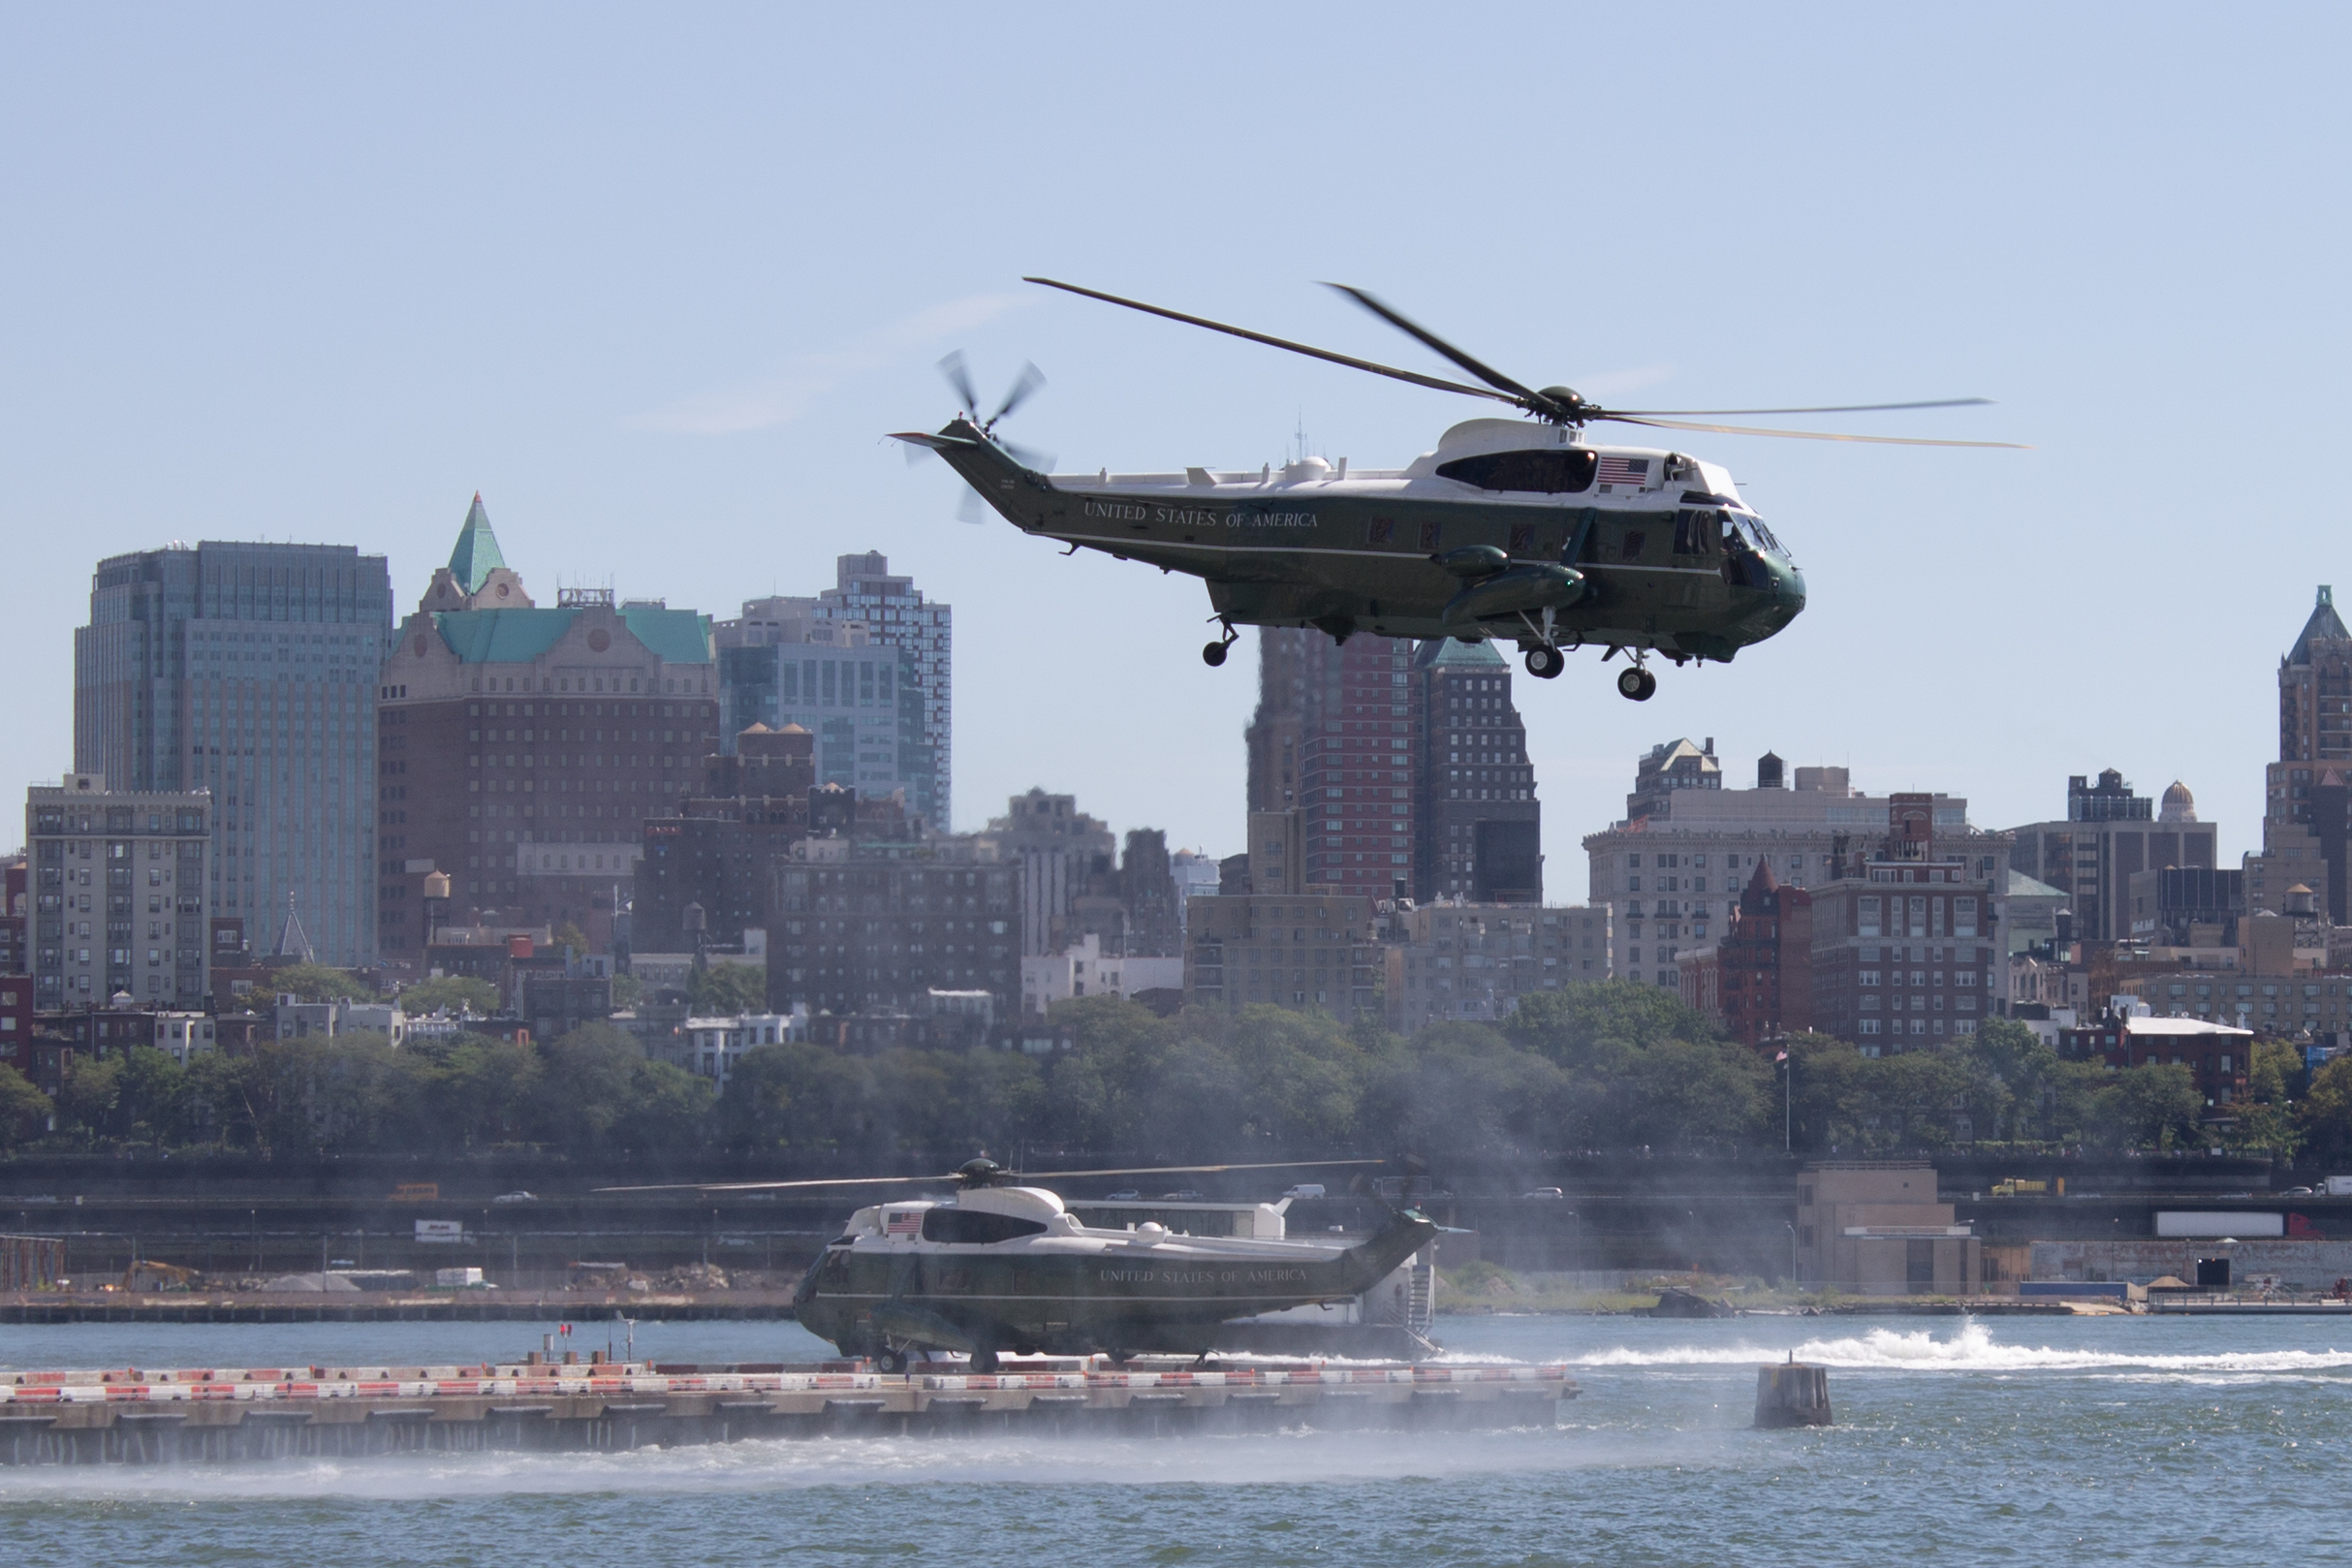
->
(4, 1312, 2347, 1565)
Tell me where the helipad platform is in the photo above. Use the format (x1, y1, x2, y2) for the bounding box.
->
(0, 1357, 1577, 1462)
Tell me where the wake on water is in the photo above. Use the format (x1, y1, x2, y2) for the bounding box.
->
(1567, 1318, 2352, 1375)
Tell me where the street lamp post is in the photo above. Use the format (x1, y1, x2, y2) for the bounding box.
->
(1785, 1219, 1799, 1287)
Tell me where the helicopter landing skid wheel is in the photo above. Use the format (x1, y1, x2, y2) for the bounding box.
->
(874, 1346, 909, 1374)
(1203, 617, 1239, 668)
(1523, 644, 1565, 680)
(1616, 666, 1657, 702)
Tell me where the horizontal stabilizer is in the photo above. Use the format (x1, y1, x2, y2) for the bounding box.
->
(890, 430, 982, 453)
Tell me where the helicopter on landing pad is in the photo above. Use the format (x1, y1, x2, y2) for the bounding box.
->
(896, 279, 2018, 701)
(606, 1157, 1431, 1371)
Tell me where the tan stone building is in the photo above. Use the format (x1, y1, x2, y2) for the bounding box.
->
(1795, 1163, 1980, 1296)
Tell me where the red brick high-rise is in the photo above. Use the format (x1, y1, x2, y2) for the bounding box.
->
(374, 498, 718, 971)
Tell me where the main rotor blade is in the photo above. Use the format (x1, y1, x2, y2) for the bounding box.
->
(990, 361, 1046, 425)
(1025, 276, 1519, 408)
(596, 1174, 957, 1194)
(1610, 397, 1993, 417)
(937, 350, 980, 415)
(994, 437, 1055, 472)
(1016, 1158, 1388, 1181)
(1606, 414, 2029, 449)
(1322, 283, 1543, 404)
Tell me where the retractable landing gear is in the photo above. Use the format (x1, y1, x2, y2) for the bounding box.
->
(1615, 665, 1657, 702)
(874, 1345, 909, 1373)
(1203, 616, 1239, 667)
(1522, 645, 1565, 680)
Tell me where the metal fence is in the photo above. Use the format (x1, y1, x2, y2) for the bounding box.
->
(1, 1235, 65, 1291)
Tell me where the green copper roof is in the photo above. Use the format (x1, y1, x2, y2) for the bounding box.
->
(448, 494, 508, 595)
(431, 606, 713, 666)
(1416, 636, 1507, 670)
(2290, 584, 2349, 666)
(620, 606, 714, 665)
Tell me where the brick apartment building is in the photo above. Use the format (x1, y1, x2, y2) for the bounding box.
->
(1807, 795, 1999, 1053)
(1679, 857, 1814, 1048)
(373, 498, 717, 970)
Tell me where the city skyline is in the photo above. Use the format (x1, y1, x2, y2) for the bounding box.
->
(7, 12, 2349, 869)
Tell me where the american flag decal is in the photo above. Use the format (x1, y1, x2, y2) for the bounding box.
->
(886, 1210, 922, 1236)
(1597, 455, 1649, 487)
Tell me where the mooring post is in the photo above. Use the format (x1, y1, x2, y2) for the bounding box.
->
(1753, 1359, 1832, 1428)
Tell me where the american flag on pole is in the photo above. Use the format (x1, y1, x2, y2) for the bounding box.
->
(886, 1210, 923, 1236)
(1597, 455, 1649, 487)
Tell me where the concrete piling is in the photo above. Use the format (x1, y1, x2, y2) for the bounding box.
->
(1753, 1361, 1831, 1427)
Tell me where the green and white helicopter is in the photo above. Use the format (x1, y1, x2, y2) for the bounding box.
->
(897, 278, 2016, 700)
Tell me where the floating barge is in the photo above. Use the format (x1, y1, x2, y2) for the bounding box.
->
(0, 1356, 1576, 1463)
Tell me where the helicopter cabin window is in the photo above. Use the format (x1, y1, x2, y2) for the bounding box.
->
(1672, 510, 1723, 557)
(921, 1207, 1049, 1244)
(1434, 448, 1598, 494)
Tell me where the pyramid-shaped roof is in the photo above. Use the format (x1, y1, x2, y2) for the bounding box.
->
(273, 894, 315, 964)
(2289, 585, 2349, 665)
(1416, 637, 1507, 670)
(448, 493, 508, 596)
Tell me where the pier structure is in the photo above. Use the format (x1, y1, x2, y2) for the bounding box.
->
(0, 1357, 1576, 1462)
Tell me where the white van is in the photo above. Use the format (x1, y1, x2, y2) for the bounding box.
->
(1280, 1183, 1327, 1201)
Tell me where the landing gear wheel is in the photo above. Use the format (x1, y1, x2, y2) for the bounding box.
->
(1105, 1347, 1135, 1366)
(1202, 641, 1229, 668)
(1616, 666, 1657, 702)
(969, 1347, 1000, 1374)
(874, 1347, 908, 1374)
(1523, 645, 1565, 680)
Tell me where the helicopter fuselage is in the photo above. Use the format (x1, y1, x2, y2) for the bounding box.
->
(793, 1186, 1439, 1361)
(908, 414, 1806, 662)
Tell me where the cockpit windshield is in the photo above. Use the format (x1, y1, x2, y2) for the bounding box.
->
(1731, 512, 1785, 558)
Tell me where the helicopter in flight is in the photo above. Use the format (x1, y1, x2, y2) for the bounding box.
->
(896, 279, 2017, 700)
(608, 1157, 1432, 1371)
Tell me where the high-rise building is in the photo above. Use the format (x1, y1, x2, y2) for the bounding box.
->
(1586, 743, 2011, 988)
(1412, 638, 1541, 902)
(1244, 628, 1312, 814)
(2264, 587, 2352, 921)
(1678, 858, 1814, 1049)
(1183, 814, 1377, 1019)
(373, 498, 717, 970)
(1384, 901, 1609, 1033)
(731, 552, 952, 824)
(27, 772, 211, 1009)
(983, 789, 1116, 956)
(2004, 769, 2218, 944)
(1806, 797, 2000, 1053)
(768, 841, 1019, 1018)
(635, 725, 911, 953)
(712, 620, 937, 828)
(75, 541, 392, 963)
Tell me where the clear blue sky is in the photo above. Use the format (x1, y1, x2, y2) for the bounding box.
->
(5, 5, 2345, 889)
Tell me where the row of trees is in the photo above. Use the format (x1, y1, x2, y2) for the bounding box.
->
(3, 983, 2341, 1164)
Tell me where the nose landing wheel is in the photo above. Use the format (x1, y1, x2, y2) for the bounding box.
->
(1203, 616, 1239, 667)
(1523, 645, 1565, 680)
(1616, 666, 1657, 702)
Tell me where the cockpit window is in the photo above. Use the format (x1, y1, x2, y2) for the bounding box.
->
(921, 1207, 1049, 1244)
(1672, 510, 1723, 557)
(1435, 449, 1598, 494)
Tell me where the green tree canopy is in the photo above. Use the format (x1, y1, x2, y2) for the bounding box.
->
(399, 975, 501, 1018)
(689, 962, 767, 1016)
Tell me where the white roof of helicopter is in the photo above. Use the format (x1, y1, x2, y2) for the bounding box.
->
(1046, 416, 1750, 508)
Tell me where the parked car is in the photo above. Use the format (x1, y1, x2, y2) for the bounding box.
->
(1158, 1189, 1207, 1202)
(1521, 1187, 1566, 1200)
(2282, 1186, 2317, 1196)
(1280, 1183, 1327, 1201)
(1105, 1189, 1142, 1202)
(491, 1191, 540, 1205)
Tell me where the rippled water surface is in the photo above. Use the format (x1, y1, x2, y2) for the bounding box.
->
(6, 1312, 2348, 1565)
